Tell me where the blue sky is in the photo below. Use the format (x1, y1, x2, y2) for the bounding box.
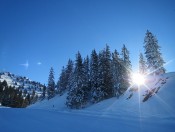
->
(0, 0, 175, 84)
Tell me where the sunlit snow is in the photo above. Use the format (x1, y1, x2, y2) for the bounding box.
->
(1, 73, 175, 132)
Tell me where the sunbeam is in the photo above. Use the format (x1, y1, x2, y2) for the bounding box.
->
(145, 59, 174, 76)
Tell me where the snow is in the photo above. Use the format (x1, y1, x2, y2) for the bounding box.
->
(1, 72, 175, 132)
(0, 105, 9, 108)
(28, 93, 68, 110)
(0, 72, 43, 95)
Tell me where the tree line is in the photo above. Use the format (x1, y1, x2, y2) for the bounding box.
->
(0, 80, 39, 108)
(47, 44, 132, 109)
(46, 30, 166, 109)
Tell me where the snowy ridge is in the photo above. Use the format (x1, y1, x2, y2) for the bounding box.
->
(0, 72, 44, 95)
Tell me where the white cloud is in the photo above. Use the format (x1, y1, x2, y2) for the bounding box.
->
(37, 62, 42, 65)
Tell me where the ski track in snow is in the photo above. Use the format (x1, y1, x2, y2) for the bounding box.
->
(0, 108, 174, 132)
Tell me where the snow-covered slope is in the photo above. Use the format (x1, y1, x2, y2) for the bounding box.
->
(29, 72, 175, 117)
(1, 72, 175, 132)
(1, 108, 174, 132)
(28, 93, 68, 110)
(84, 73, 175, 117)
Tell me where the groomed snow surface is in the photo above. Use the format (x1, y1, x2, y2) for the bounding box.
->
(1, 73, 175, 132)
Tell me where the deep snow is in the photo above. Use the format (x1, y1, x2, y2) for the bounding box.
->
(1, 72, 175, 132)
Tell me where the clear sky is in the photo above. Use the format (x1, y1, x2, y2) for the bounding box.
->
(0, 0, 175, 84)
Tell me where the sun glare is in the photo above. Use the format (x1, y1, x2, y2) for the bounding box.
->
(132, 73, 145, 86)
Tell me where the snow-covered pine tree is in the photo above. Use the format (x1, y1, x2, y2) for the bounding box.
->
(66, 52, 89, 109)
(57, 59, 74, 95)
(90, 49, 99, 103)
(65, 59, 74, 90)
(96, 45, 114, 102)
(26, 93, 31, 105)
(111, 49, 123, 97)
(30, 90, 36, 104)
(42, 85, 46, 99)
(47, 67, 55, 99)
(118, 44, 131, 95)
(121, 44, 132, 72)
(82, 56, 91, 103)
(139, 53, 147, 75)
(57, 66, 66, 95)
(144, 30, 166, 75)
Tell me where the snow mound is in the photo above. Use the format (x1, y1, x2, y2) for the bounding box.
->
(84, 72, 175, 117)
(28, 93, 68, 110)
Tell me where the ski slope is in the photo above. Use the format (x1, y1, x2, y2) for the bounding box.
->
(1, 73, 175, 132)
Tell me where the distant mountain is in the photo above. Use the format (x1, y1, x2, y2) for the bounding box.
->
(0, 72, 44, 96)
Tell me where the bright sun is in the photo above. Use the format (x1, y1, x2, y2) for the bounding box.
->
(132, 73, 145, 86)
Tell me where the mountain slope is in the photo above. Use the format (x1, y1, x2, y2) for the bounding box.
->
(0, 72, 44, 95)
(1, 72, 175, 132)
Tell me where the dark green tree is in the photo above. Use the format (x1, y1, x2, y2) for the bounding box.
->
(97, 45, 114, 102)
(90, 49, 99, 103)
(47, 67, 55, 99)
(66, 52, 89, 109)
(57, 59, 74, 95)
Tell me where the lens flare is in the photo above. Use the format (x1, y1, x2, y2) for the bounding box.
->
(132, 73, 145, 86)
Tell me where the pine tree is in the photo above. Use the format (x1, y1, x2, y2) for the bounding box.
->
(57, 66, 66, 95)
(121, 44, 132, 73)
(1, 81, 9, 106)
(66, 52, 89, 109)
(111, 50, 123, 97)
(144, 30, 165, 75)
(30, 90, 36, 104)
(22, 93, 30, 107)
(47, 67, 55, 99)
(82, 56, 91, 103)
(90, 49, 99, 103)
(11, 90, 18, 107)
(139, 53, 147, 74)
(0, 80, 27, 108)
(66, 52, 82, 108)
(65, 59, 74, 90)
(57, 59, 74, 95)
(17, 90, 23, 107)
(9, 86, 15, 107)
(96, 45, 114, 102)
(118, 44, 131, 95)
(41, 85, 46, 99)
